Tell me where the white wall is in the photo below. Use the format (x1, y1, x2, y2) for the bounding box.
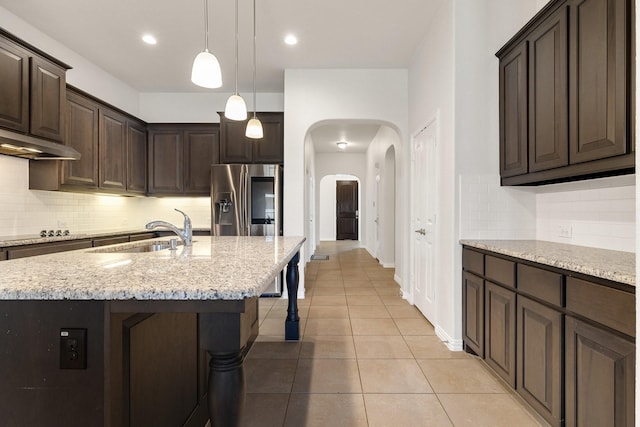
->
(139, 92, 284, 123)
(0, 6, 140, 116)
(365, 126, 400, 267)
(284, 69, 409, 293)
(408, 0, 457, 345)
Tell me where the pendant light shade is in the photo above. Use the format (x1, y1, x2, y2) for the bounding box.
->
(225, 0, 247, 120)
(224, 95, 248, 121)
(246, 117, 263, 138)
(191, 50, 222, 88)
(191, 0, 222, 88)
(246, 0, 263, 139)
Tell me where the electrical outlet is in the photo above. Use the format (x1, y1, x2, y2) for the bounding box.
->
(558, 225, 572, 238)
(60, 328, 87, 370)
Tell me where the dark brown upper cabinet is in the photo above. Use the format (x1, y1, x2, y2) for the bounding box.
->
(30, 87, 147, 195)
(219, 112, 284, 164)
(527, 6, 569, 173)
(30, 56, 66, 142)
(0, 37, 29, 133)
(499, 42, 528, 178)
(569, 0, 629, 163)
(148, 124, 219, 196)
(496, 0, 634, 185)
(61, 89, 99, 188)
(126, 121, 148, 194)
(0, 29, 69, 142)
(99, 107, 127, 191)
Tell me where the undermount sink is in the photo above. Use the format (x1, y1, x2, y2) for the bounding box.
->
(89, 240, 183, 254)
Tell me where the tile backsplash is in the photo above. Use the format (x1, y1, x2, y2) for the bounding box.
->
(0, 156, 211, 237)
(535, 175, 635, 252)
(459, 173, 635, 253)
(459, 174, 537, 240)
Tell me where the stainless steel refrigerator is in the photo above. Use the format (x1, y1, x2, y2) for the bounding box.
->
(211, 164, 283, 295)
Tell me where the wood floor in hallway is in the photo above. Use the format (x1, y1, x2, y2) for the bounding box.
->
(243, 241, 547, 427)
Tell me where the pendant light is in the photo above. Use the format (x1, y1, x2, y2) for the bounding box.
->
(224, 0, 247, 120)
(245, 0, 263, 139)
(191, 0, 222, 88)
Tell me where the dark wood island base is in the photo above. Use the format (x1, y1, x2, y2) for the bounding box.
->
(0, 250, 302, 427)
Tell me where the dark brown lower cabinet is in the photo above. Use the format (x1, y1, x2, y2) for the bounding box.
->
(484, 281, 516, 387)
(565, 316, 635, 427)
(0, 250, 6, 261)
(517, 296, 562, 426)
(6, 239, 92, 259)
(462, 271, 484, 357)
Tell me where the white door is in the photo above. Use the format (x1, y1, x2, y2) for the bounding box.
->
(411, 117, 437, 322)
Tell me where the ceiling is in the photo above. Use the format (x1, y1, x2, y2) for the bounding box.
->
(311, 122, 383, 153)
(0, 0, 442, 150)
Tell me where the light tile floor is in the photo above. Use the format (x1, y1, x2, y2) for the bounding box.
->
(242, 241, 547, 427)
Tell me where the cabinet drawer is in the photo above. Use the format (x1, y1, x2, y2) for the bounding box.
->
(462, 248, 484, 275)
(566, 277, 635, 337)
(485, 255, 515, 288)
(7, 240, 92, 259)
(93, 236, 129, 247)
(517, 264, 563, 307)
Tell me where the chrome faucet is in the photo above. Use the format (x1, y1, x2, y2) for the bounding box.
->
(145, 209, 193, 246)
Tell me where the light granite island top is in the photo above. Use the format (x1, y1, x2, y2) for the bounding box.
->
(0, 235, 305, 427)
(460, 239, 635, 286)
(0, 236, 305, 300)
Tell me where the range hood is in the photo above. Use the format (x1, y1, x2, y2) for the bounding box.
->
(0, 129, 80, 160)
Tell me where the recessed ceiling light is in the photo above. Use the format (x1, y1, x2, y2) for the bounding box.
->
(142, 34, 157, 45)
(284, 34, 298, 46)
(336, 141, 347, 150)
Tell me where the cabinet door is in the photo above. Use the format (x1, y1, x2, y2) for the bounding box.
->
(462, 272, 484, 357)
(569, 0, 629, 163)
(252, 113, 284, 164)
(62, 91, 99, 188)
(484, 281, 516, 387)
(527, 6, 569, 172)
(565, 316, 635, 427)
(30, 56, 65, 142)
(184, 128, 219, 195)
(499, 42, 528, 177)
(219, 118, 252, 163)
(99, 108, 127, 191)
(127, 121, 148, 194)
(0, 37, 29, 133)
(517, 296, 562, 427)
(148, 128, 183, 194)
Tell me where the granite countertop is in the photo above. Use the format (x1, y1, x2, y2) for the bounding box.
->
(0, 236, 305, 300)
(460, 240, 635, 286)
(0, 228, 211, 248)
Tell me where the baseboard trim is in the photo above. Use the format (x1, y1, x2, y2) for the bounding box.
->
(394, 273, 402, 286)
(380, 261, 395, 268)
(435, 325, 464, 351)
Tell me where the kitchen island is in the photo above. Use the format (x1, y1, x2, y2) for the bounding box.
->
(0, 236, 305, 427)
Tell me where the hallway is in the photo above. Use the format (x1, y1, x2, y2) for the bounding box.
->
(243, 242, 546, 426)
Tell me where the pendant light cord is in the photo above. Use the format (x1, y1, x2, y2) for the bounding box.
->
(203, 0, 209, 51)
(234, 0, 239, 95)
(252, 0, 257, 118)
